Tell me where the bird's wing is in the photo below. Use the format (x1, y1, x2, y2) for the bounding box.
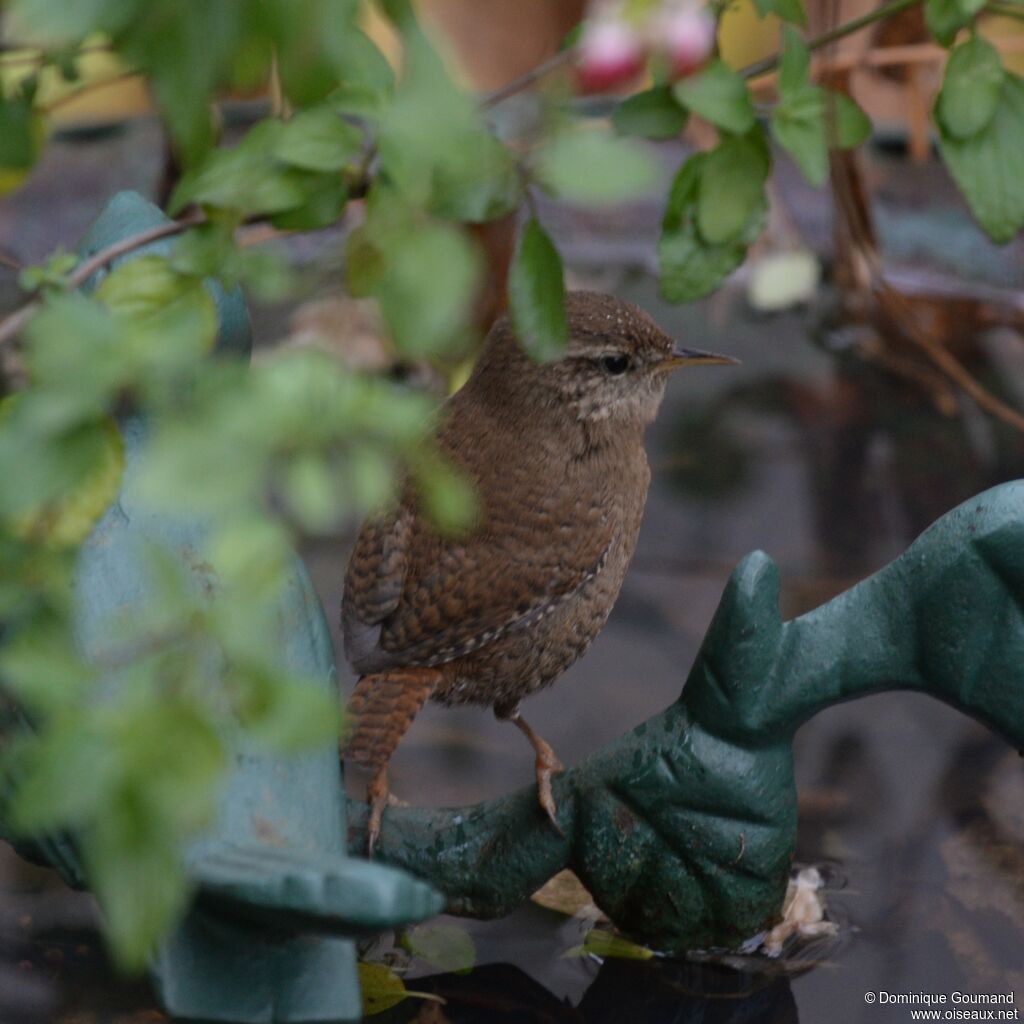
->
(342, 488, 615, 675)
(342, 505, 413, 671)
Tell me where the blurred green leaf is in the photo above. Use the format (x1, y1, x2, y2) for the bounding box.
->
(564, 927, 654, 960)
(8, 414, 123, 549)
(936, 36, 1004, 140)
(938, 72, 1024, 243)
(772, 86, 827, 186)
(7, 0, 142, 43)
(374, 218, 481, 357)
(400, 922, 476, 973)
(4, 714, 114, 831)
(673, 60, 755, 134)
(359, 962, 410, 1016)
(613, 86, 688, 140)
(85, 785, 193, 971)
(0, 624, 95, 715)
(659, 152, 767, 302)
(0, 90, 42, 190)
(273, 107, 364, 172)
(827, 91, 872, 148)
(508, 217, 567, 362)
(378, 18, 517, 220)
(170, 122, 306, 217)
(537, 128, 660, 204)
(285, 453, 342, 531)
(753, 0, 808, 26)
(698, 133, 769, 245)
(413, 453, 479, 535)
(925, 0, 986, 46)
(269, 172, 349, 231)
(771, 29, 828, 186)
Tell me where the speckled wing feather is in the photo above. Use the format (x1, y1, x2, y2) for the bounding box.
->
(342, 475, 615, 677)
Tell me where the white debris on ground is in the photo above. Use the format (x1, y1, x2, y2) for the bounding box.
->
(760, 866, 838, 958)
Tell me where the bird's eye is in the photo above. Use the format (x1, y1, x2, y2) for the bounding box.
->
(601, 354, 630, 375)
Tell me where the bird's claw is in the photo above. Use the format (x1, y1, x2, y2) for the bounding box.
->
(535, 751, 565, 837)
(367, 768, 390, 858)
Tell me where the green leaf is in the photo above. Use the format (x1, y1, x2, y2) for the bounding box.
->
(827, 91, 872, 148)
(659, 153, 768, 302)
(375, 221, 481, 356)
(0, 90, 40, 177)
(753, 0, 808, 26)
(413, 452, 479, 535)
(400, 923, 476, 973)
(673, 60, 755, 134)
(938, 72, 1024, 243)
(778, 27, 810, 94)
(429, 133, 522, 223)
(269, 172, 348, 230)
(4, 716, 113, 832)
(378, 19, 515, 220)
(936, 36, 1004, 139)
(564, 927, 654, 960)
(536, 129, 660, 204)
(613, 86, 689, 140)
(772, 28, 829, 186)
(925, 0, 986, 46)
(7, 414, 123, 548)
(508, 218, 567, 361)
(6, 0, 138, 44)
(358, 962, 410, 1016)
(84, 788, 193, 971)
(170, 122, 305, 218)
(772, 85, 828, 186)
(697, 133, 770, 244)
(273, 107, 364, 172)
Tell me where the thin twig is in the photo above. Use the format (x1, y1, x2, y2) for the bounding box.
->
(480, 47, 578, 109)
(739, 0, 924, 80)
(0, 210, 205, 347)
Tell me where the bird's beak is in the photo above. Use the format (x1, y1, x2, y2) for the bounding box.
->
(658, 346, 740, 372)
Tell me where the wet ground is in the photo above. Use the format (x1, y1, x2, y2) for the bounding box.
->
(2, 114, 1024, 1023)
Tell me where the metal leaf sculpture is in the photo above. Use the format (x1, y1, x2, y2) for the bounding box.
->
(350, 482, 1024, 952)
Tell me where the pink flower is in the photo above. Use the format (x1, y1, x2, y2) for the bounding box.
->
(656, 5, 716, 80)
(576, 19, 646, 93)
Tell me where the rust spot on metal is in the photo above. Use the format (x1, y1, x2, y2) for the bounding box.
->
(613, 804, 635, 838)
(253, 816, 287, 847)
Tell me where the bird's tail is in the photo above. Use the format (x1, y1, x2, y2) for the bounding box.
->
(343, 667, 441, 769)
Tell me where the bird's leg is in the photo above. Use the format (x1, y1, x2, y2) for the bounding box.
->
(366, 765, 389, 858)
(344, 667, 441, 857)
(498, 704, 565, 834)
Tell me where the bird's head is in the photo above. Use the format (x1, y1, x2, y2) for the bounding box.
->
(472, 291, 737, 432)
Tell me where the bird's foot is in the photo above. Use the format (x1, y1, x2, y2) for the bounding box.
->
(366, 767, 390, 858)
(533, 741, 565, 836)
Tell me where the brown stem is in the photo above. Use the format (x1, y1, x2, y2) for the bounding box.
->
(0, 210, 205, 348)
(480, 47, 578, 109)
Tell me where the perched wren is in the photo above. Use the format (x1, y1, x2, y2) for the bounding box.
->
(342, 291, 737, 852)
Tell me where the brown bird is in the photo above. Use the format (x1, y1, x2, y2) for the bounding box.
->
(342, 291, 737, 852)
